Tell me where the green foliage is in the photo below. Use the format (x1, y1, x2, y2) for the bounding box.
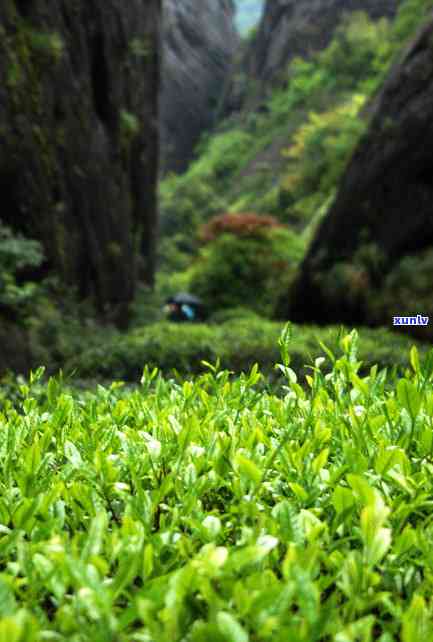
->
(280, 94, 367, 224)
(2, 329, 433, 639)
(128, 37, 150, 58)
(159, 117, 291, 257)
(156, 235, 196, 276)
(0, 225, 44, 311)
(159, 171, 223, 244)
(0, 225, 43, 274)
(314, 261, 371, 313)
(317, 12, 393, 91)
(310, 243, 433, 340)
(190, 129, 254, 184)
(25, 286, 119, 374)
(28, 31, 64, 63)
(159, 6, 421, 270)
(189, 215, 305, 315)
(120, 109, 140, 137)
(66, 319, 425, 383)
(391, 0, 433, 44)
(207, 306, 264, 324)
(268, 59, 333, 120)
(119, 110, 140, 158)
(128, 285, 167, 327)
(5, 24, 64, 94)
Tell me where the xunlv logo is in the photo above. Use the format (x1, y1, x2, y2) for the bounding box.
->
(393, 315, 429, 326)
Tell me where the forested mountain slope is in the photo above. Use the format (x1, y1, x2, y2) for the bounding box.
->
(288, 12, 433, 336)
(160, 1, 414, 249)
(159, 0, 433, 342)
(223, 0, 403, 113)
(161, 0, 238, 173)
(0, 0, 160, 324)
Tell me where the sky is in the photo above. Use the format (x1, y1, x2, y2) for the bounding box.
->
(235, 0, 264, 34)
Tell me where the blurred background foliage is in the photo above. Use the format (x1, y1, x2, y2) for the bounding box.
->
(157, 2, 432, 327)
(1, 0, 433, 383)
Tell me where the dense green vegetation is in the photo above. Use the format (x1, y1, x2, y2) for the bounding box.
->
(1, 257, 428, 384)
(1, 217, 428, 382)
(2, 328, 433, 640)
(0, 224, 44, 313)
(1, 0, 431, 382)
(1, 0, 433, 637)
(158, 0, 433, 320)
(65, 318, 429, 384)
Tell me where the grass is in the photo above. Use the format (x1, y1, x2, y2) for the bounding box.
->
(1, 326, 433, 640)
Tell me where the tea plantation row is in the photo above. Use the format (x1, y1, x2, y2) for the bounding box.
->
(1, 327, 433, 640)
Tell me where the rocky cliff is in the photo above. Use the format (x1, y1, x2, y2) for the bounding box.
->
(288, 13, 433, 335)
(224, 0, 403, 113)
(0, 0, 161, 326)
(161, 0, 239, 174)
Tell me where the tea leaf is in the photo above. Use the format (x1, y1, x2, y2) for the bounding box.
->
(217, 611, 249, 642)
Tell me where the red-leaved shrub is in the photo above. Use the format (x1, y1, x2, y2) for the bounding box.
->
(200, 212, 284, 243)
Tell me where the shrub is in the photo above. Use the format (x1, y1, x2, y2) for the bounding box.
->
(0, 224, 44, 312)
(26, 287, 119, 372)
(391, 0, 433, 45)
(280, 94, 367, 224)
(190, 213, 305, 316)
(199, 212, 284, 243)
(207, 306, 264, 324)
(317, 12, 393, 89)
(189, 129, 254, 182)
(2, 328, 433, 640)
(159, 171, 223, 242)
(268, 59, 333, 121)
(66, 318, 427, 383)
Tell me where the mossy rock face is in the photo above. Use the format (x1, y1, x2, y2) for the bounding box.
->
(288, 14, 433, 339)
(0, 0, 160, 324)
(161, 0, 239, 174)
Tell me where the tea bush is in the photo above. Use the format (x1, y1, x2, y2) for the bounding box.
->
(1, 327, 433, 640)
(189, 213, 305, 316)
(65, 319, 427, 383)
